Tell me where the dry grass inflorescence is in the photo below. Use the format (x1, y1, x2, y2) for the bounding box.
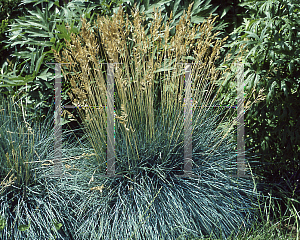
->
(52, 3, 269, 240)
(53, 3, 257, 165)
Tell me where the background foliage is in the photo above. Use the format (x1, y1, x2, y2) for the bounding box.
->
(210, 0, 300, 219)
(0, 0, 26, 66)
(0, 0, 126, 125)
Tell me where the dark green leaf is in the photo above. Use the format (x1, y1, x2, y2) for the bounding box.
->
(221, 6, 231, 19)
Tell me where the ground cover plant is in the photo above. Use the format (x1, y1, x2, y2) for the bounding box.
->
(51, 3, 270, 239)
(0, 97, 90, 239)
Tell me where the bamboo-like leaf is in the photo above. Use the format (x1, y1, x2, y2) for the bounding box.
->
(11, 51, 31, 59)
(27, 9, 44, 20)
(260, 25, 270, 40)
(245, 45, 259, 60)
(35, 48, 47, 73)
(253, 72, 261, 89)
(191, 0, 205, 14)
(143, 0, 172, 15)
(47, 1, 55, 11)
(172, 0, 181, 17)
(288, 60, 295, 75)
(26, 31, 52, 38)
(245, 72, 256, 91)
(191, 16, 206, 24)
(37, 68, 53, 81)
(0, 75, 36, 87)
(244, 31, 261, 42)
(54, 0, 60, 8)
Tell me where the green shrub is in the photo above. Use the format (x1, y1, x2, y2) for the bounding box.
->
(211, 0, 300, 223)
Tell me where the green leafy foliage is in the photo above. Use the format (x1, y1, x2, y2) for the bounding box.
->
(0, 0, 22, 63)
(211, 0, 300, 217)
(0, 0, 42, 66)
(1, 0, 128, 127)
(117, 0, 227, 53)
(120, 0, 219, 26)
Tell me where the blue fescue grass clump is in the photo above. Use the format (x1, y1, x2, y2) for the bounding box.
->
(52, 3, 266, 240)
(0, 98, 86, 239)
(55, 106, 262, 240)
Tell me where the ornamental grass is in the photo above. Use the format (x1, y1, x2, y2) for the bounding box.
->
(0, 97, 86, 239)
(53, 3, 267, 240)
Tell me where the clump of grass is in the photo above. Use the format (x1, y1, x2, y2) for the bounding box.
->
(53, 3, 267, 240)
(188, 189, 299, 240)
(0, 97, 86, 239)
